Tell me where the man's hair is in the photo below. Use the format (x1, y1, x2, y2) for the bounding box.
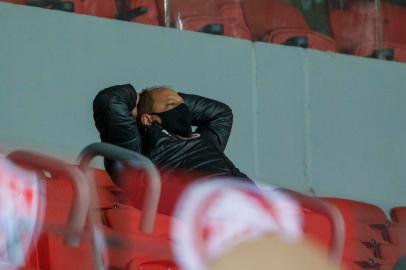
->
(137, 86, 172, 116)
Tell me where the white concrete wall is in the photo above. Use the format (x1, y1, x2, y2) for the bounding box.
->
(1, 2, 405, 212)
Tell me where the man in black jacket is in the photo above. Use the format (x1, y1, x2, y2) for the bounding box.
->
(93, 84, 251, 184)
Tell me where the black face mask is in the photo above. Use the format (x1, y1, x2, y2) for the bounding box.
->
(153, 103, 192, 137)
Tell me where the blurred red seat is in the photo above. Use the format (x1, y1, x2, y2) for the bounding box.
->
(129, 0, 159, 25)
(354, 42, 406, 63)
(243, 0, 308, 39)
(243, 0, 337, 51)
(59, 0, 117, 18)
(379, 244, 405, 264)
(387, 225, 406, 249)
(181, 15, 251, 40)
(329, 2, 406, 53)
(126, 256, 179, 270)
(302, 209, 332, 252)
(100, 226, 174, 269)
(381, 4, 406, 46)
(342, 257, 385, 270)
(263, 29, 338, 51)
(391, 207, 406, 223)
(34, 232, 95, 270)
(321, 198, 387, 224)
(116, 0, 160, 25)
(219, 2, 252, 40)
(329, 4, 376, 53)
(103, 205, 179, 238)
(90, 167, 118, 189)
(342, 241, 376, 263)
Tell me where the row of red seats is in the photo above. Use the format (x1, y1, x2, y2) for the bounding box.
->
(2, 0, 406, 62)
(330, 2, 406, 62)
(41, 167, 406, 270)
(2, 0, 160, 24)
(322, 198, 406, 270)
(3, 146, 405, 270)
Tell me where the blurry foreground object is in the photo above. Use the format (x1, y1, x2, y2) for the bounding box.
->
(209, 233, 340, 270)
(172, 179, 336, 270)
(0, 156, 42, 268)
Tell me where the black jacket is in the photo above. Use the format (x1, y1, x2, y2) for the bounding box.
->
(93, 84, 250, 183)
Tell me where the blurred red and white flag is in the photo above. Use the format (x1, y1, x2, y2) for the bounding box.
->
(172, 178, 302, 270)
(0, 156, 42, 267)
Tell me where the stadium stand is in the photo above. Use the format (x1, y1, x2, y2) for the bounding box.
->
(3, 0, 406, 60)
(242, 0, 338, 51)
(167, 0, 252, 39)
(329, 2, 406, 61)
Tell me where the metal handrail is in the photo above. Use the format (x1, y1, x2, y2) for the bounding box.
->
(279, 188, 345, 263)
(78, 142, 161, 234)
(7, 150, 90, 246)
(164, 0, 170, 27)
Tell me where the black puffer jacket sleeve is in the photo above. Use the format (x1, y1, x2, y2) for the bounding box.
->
(181, 93, 233, 152)
(93, 84, 142, 153)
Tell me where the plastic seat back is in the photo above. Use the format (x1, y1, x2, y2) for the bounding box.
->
(354, 42, 406, 63)
(242, 0, 309, 39)
(391, 207, 406, 224)
(329, 4, 376, 52)
(381, 3, 406, 46)
(263, 29, 339, 51)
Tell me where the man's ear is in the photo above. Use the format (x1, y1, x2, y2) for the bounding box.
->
(141, 114, 162, 126)
(140, 114, 153, 126)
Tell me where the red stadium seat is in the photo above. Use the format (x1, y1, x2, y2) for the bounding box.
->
(263, 29, 338, 52)
(128, 0, 159, 25)
(342, 258, 385, 270)
(320, 197, 391, 261)
(100, 226, 174, 269)
(321, 198, 388, 224)
(34, 232, 95, 270)
(219, 2, 253, 40)
(391, 207, 406, 223)
(379, 244, 405, 264)
(354, 42, 406, 63)
(329, 2, 406, 53)
(242, 0, 337, 51)
(61, 0, 117, 18)
(90, 167, 118, 189)
(329, 4, 376, 53)
(243, 0, 309, 39)
(342, 241, 375, 262)
(126, 257, 179, 270)
(181, 15, 252, 39)
(381, 4, 406, 46)
(387, 224, 406, 249)
(103, 205, 180, 238)
(321, 198, 389, 242)
(302, 210, 333, 252)
(168, 0, 222, 18)
(166, 0, 251, 40)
